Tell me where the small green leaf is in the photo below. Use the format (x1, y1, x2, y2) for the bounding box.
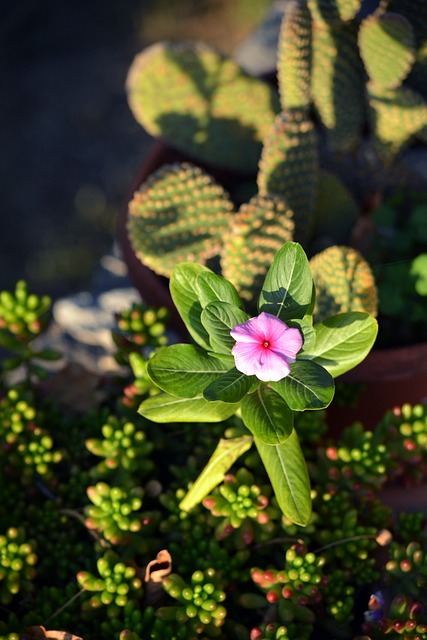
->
(180, 436, 254, 512)
(203, 367, 255, 403)
(170, 262, 212, 350)
(201, 301, 249, 354)
(196, 272, 245, 309)
(241, 385, 293, 445)
(138, 392, 240, 423)
(255, 429, 311, 526)
(259, 242, 313, 321)
(147, 344, 229, 397)
(411, 254, 427, 296)
(301, 312, 378, 378)
(271, 360, 335, 411)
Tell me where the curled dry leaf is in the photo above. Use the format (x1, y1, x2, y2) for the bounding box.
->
(144, 548, 172, 605)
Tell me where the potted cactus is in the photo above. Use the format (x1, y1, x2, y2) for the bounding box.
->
(120, 0, 427, 424)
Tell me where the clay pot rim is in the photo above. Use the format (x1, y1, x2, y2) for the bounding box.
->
(343, 340, 427, 383)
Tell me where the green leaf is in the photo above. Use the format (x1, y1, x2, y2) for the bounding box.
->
(411, 254, 427, 296)
(147, 344, 229, 397)
(255, 430, 311, 525)
(196, 272, 245, 309)
(138, 392, 240, 423)
(259, 242, 313, 321)
(301, 312, 378, 378)
(203, 367, 255, 403)
(271, 360, 335, 411)
(241, 385, 293, 445)
(170, 262, 212, 350)
(201, 301, 249, 354)
(288, 318, 315, 352)
(180, 436, 254, 512)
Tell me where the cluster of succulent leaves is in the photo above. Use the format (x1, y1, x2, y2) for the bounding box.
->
(125, 0, 426, 341)
(1, 279, 427, 640)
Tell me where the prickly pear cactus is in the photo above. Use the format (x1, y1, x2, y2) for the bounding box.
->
(311, 19, 365, 151)
(127, 163, 234, 277)
(221, 194, 295, 304)
(126, 41, 280, 173)
(358, 12, 415, 91)
(277, 1, 312, 111)
(312, 171, 359, 246)
(307, 0, 361, 24)
(257, 110, 318, 245)
(358, 11, 427, 161)
(366, 84, 427, 160)
(309, 246, 378, 322)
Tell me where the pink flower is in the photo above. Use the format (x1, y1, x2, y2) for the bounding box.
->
(230, 312, 303, 382)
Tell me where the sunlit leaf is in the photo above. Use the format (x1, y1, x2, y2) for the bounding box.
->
(180, 436, 254, 511)
(255, 429, 311, 525)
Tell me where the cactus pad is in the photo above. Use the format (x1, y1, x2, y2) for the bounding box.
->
(309, 245, 378, 322)
(126, 41, 280, 173)
(311, 21, 365, 150)
(367, 82, 427, 161)
(127, 163, 234, 278)
(312, 171, 359, 247)
(307, 0, 362, 24)
(277, 1, 312, 111)
(358, 12, 415, 91)
(221, 195, 295, 304)
(257, 110, 318, 245)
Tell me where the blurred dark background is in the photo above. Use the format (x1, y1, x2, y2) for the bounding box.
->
(0, 0, 273, 299)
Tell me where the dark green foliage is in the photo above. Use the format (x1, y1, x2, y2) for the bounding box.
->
(367, 191, 427, 346)
(1, 281, 427, 639)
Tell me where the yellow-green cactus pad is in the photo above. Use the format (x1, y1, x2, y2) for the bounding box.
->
(358, 12, 415, 91)
(310, 245, 378, 322)
(221, 195, 295, 305)
(127, 163, 234, 278)
(257, 110, 318, 245)
(277, 1, 312, 111)
(311, 21, 365, 151)
(307, 0, 361, 24)
(367, 81, 427, 161)
(126, 41, 280, 173)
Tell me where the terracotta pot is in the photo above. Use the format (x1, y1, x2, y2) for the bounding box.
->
(327, 341, 427, 431)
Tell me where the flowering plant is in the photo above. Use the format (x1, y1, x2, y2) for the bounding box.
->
(139, 242, 378, 525)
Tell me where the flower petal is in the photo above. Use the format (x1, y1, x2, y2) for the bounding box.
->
(230, 312, 302, 382)
(253, 349, 292, 382)
(231, 341, 264, 377)
(230, 316, 265, 343)
(271, 326, 303, 361)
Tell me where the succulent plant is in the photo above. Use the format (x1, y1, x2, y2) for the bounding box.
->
(77, 550, 143, 613)
(0, 527, 37, 605)
(1, 280, 427, 639)
(85, 414, 154, 478)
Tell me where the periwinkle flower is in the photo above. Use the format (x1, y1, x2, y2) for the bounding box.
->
(230, 312, 303, 382)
